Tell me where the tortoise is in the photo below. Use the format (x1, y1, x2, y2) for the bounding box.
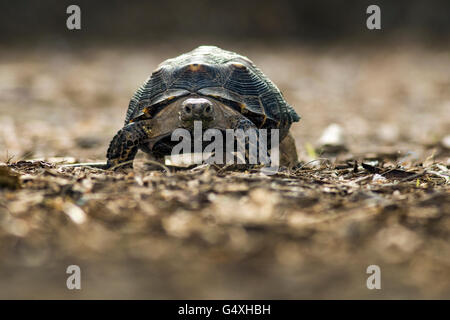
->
(106, 45, 300, 169)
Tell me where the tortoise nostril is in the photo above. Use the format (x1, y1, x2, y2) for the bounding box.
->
(184, 105, 192, 113)
(181, 98, 213, 119)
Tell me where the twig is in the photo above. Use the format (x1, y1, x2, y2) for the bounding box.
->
(296, 158, 331, 170)
(143, 159, 171, 175)
(59, 162, 107, 169)
(426, 170, 449, 183)
(398, 171, 425, 182)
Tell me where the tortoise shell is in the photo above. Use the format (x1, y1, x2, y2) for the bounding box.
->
(124, 46, 300, 138)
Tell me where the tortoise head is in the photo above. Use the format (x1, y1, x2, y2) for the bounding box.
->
(179, 97, 215, 124)
(169, 95, 242, 131)
(134, 94, 249, 158)
(137, 94, 248, 147)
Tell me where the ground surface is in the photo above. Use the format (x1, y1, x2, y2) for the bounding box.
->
(0, 43, 449, 299)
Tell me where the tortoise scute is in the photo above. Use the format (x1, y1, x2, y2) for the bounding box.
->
(224, 66, 265, 96)
(143, 69, 168, 100)
(124, 84, 146, 125)
(170, 64, 220, 92)
(124, 45, 300, 137)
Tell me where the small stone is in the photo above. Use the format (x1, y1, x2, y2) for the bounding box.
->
(318, 123, 346, 147)
(63, 203, 87, 224)
(441, 135, 450, 149)
(372, 174, 388, 183)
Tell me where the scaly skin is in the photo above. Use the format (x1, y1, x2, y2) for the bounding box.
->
(106, 120, 153, 169)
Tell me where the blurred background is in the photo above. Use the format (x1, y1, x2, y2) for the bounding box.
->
(0, 0, 448, 161)
(1, 0, 449, 45)
(0, 1, 449, 299)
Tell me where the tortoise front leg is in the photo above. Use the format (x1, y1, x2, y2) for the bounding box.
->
(229, 117, 278, 170)
(225, 117, 266, 167)
(106, 120, 152, 169)
(279, 132, 299, 168)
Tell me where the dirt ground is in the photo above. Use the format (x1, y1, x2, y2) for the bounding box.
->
(0, 43, 449, 299)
